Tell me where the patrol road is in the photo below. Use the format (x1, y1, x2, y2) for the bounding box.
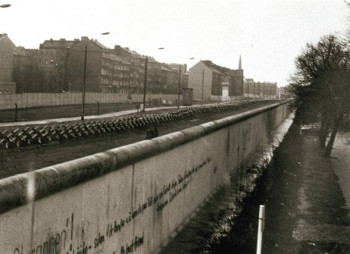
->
(0, 100, 278, 180)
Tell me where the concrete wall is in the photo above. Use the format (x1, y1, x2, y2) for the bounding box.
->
(0, 100, 291, 254)
(0, 92, 182, 110)
(0, 82, 16, 94)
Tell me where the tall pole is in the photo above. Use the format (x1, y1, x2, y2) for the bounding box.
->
(81, 44, 87, 121)
(142, 56, 148, 112)
(201, 69, 204, 106)
(256, 205, 265, 254)
(177, 65, 181, 109)
(248, 83, 250, 98)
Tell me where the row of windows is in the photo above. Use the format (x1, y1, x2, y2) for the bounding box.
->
(101, 69, 131, 77)
(101, 60, 130, 71)
(112, 80, 129, 86)
(101, 77, 132, 85)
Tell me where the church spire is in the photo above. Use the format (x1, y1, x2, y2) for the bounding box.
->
(238, 55, 242, 70)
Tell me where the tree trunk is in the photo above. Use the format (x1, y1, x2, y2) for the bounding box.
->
(319, 113, 328, 148)
(323, 115, 343, 157)
(319, 128, 328, 148)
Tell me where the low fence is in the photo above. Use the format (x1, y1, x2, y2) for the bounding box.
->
(0, 100, 292, 254)
(0, 93, 182, 110)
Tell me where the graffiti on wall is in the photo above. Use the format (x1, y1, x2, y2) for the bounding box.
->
(12, 157, 213, 254)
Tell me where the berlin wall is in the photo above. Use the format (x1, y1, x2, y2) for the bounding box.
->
(0, 100, 291, 254)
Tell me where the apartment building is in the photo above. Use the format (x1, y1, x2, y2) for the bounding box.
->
(244, 78, 278, 99)
(39, 38, 77, 92)
(67, 37, 131, 93)
(114, 45, 143, 92)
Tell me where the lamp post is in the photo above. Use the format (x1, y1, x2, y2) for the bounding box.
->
(177, 65, 181, 109)
(142, 47, 164, 112)
(201, 69, 204, 106)
(50, 59, 60, 92)
(81, 44, 88, 121)
(142, 55, 148, 112)
(81, 32, 109, 121)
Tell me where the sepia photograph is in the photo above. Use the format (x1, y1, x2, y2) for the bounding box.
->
(0, 0, 349, 253)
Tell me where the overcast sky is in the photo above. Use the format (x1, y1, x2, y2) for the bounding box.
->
(1, 0, 348, 87)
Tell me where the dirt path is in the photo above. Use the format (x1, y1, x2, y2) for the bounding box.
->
(331, 132, 350, 218)
(263, 128, 350, 253)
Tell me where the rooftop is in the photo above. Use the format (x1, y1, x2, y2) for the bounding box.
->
(40, 38, 77, 49)
(202, 60, 234, 75)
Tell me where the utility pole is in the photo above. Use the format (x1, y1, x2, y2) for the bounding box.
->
(201, 69, 204, 106)
(81, 44, 87, 121)
(142, 56, 148, 112)
(177, 65, 181, 109)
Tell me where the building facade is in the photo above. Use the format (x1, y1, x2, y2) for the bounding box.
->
(188, 59, 244, 101)
(114, 45, 143, 92)
(0, 34, 16, 93)
(39, 38, 77, 92)
(3, 34, 279, 100)
(67, 37, 131, 93)
(244, 78, 278, 99)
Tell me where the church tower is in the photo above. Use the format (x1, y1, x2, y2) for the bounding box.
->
(238, 55, 242, 70)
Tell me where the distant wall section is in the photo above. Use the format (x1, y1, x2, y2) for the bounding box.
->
(0, 92, 182, 110)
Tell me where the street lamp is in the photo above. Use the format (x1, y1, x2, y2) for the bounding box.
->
(201, 69, 204, 106)
(177, 65, 181, 109)
(81, 44, 88, 120)
(81, 32, 109, 121)
(142, 47, 164, 112)
(50, 59, 60, 92)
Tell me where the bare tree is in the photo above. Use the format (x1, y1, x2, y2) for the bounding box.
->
(289, 35, 350, 156)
